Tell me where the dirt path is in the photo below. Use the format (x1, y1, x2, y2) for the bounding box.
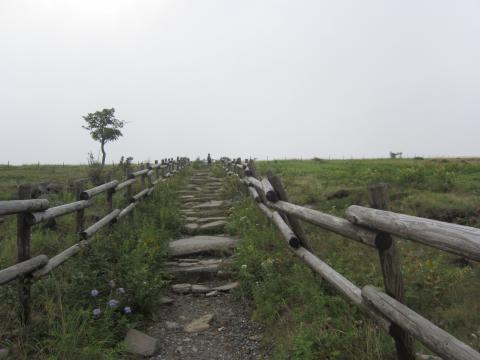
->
(148, 168, 266, 360)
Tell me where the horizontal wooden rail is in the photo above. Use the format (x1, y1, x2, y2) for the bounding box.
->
(346, 206, 480, 262)
(115, 178, 136, 192)
(362, 286, 480, 360)
(131, 188, 150, 202)
(25, 200, 92, 225)
(80, 209, 120, 239)
(33, 241, 88, 278)
(0, 199, 49, 216)
(117, 202, 136, 219)
(0, 255, 49, 285)
(129, 169, 149, 178)
(80, 180, 119, 200)
(269, 200, 378, 247)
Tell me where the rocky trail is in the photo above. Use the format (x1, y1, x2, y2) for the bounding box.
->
(141, 168, 266, 359)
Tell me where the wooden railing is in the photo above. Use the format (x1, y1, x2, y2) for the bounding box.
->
(223, 158, 480, 360)
(0, 157, 189, 325)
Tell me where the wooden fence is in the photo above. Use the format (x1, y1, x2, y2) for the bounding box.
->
(223, 158, 480, 360)
(0, 157, 189, 325)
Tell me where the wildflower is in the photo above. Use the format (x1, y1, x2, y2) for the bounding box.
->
(108, 280, 116, 288)
(116, 287, 125, 295)
(90, 289, 99, 297)
(241, 264, 247, 270)
(107, 299, 119, 308)
(123, 306, 132, 314)
(92, 308, 101, 316)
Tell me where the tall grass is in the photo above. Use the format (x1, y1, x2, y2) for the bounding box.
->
(0, 166, 187, 359)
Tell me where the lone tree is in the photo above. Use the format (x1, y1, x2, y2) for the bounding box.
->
(82, 108, 125, 166)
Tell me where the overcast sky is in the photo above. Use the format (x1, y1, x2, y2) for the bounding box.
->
(1, 1, 479, 164)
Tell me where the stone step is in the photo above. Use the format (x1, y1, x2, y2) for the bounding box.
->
(180, 208, 227, 217)
(192, 200, 226, 209)
(181, 220, 227, 235)
(166, 259, 231, 281)
(169, 235, 239, 257)
(171, 281, 239, 294)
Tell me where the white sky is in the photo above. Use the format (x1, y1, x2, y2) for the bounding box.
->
(1, 0, 479, 163)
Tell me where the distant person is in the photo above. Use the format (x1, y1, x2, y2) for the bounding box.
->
(207, 153, 212, 166)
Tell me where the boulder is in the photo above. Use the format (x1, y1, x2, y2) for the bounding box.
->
(124, 329, 158, 356)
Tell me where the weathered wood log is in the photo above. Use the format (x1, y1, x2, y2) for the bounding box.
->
(0, 199, 49, 216)
(248, 187, 260, 202)
(261, 178, 279, 202)
(115, 178, 136, 192)
(146, 170, 153, 177)
(0, 255, 48, 285)
(269, 200, 377, 247)
(247, 160, 258, 178)
(25, 200, 92, 225)
(368, 183, 414, 360)
(117, 203, 136, 220)
(362, 285, 480, 360)
(256, 202, 299, 248)
(74, 180, 86, 233)
(267, 171, 312, 251)
(130, 188, 149, 203)
(80, 209, 120, 239)
(80, 180, 119, 200)
(32, 241, 88, 278)
(129, 169, 149, 178)
(346, 206, 480, 261)
(272, 211, 300, 248)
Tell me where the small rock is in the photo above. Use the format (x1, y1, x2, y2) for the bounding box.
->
(124, 329, 158, 356)
(218, 327, 226, 332)
(192, 346, 198, 353)
(192, 284, 211, 293)
(206, 290, 219, 297)
(184, 313, 214, 333)
(249, 334, 262, 341)
(213, 282, 239, 292)
(160, 296, 174, 305)
(172, 283, 192, 294)
(165, 321, 181, 330)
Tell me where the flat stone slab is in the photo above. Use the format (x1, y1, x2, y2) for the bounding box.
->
(197, 216, 227, 224)
(184, 314, 214, 333)
(181, 220, 227, 235)
(192, 200, 225, 209)
(169, 236, 239, 257)
(124, 329, 158, 356)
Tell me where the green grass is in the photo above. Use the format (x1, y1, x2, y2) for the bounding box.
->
(223, 158, 480, 359)
(0, 165, 187, 359)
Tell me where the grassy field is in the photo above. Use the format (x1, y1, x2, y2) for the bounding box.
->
(224, 158, 480, 359)
(0, 164, 187, 359)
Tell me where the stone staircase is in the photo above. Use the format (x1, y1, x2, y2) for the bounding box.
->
(147, 167, 264, 360)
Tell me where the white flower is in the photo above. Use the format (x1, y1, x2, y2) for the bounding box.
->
(241, 264, 247, 270)
(123, 306, 132, 314)
(116, 287, 125, 295)
(92, 308, 101, 316)
(90, 289, 99, 297)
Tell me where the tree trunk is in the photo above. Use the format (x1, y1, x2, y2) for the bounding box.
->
(101, 140, 106, 166)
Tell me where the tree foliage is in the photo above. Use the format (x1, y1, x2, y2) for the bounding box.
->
(82, 108, 125, 165)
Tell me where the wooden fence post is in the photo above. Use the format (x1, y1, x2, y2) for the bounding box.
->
(74, 180, 86, 233)
(17, 184, 32, 325)
(154, 160, 159, 179)
(368, 183, 414, 360)
(267, 170, 313, 252)
(106, 174, 114, 213)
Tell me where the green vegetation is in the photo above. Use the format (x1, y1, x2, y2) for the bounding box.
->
(224, 158, 480, 359)
(0, 165, 187, 359)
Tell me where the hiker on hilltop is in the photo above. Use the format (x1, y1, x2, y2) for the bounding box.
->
(207, 153, 212, 166)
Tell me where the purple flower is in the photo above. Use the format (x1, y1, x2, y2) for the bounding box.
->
(107, 299, 119, 308)
(92, 308, 101, 316)
(90, 289, 99, 297)
(123, 306, 132, 314)
(116, 287, 125, 295)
